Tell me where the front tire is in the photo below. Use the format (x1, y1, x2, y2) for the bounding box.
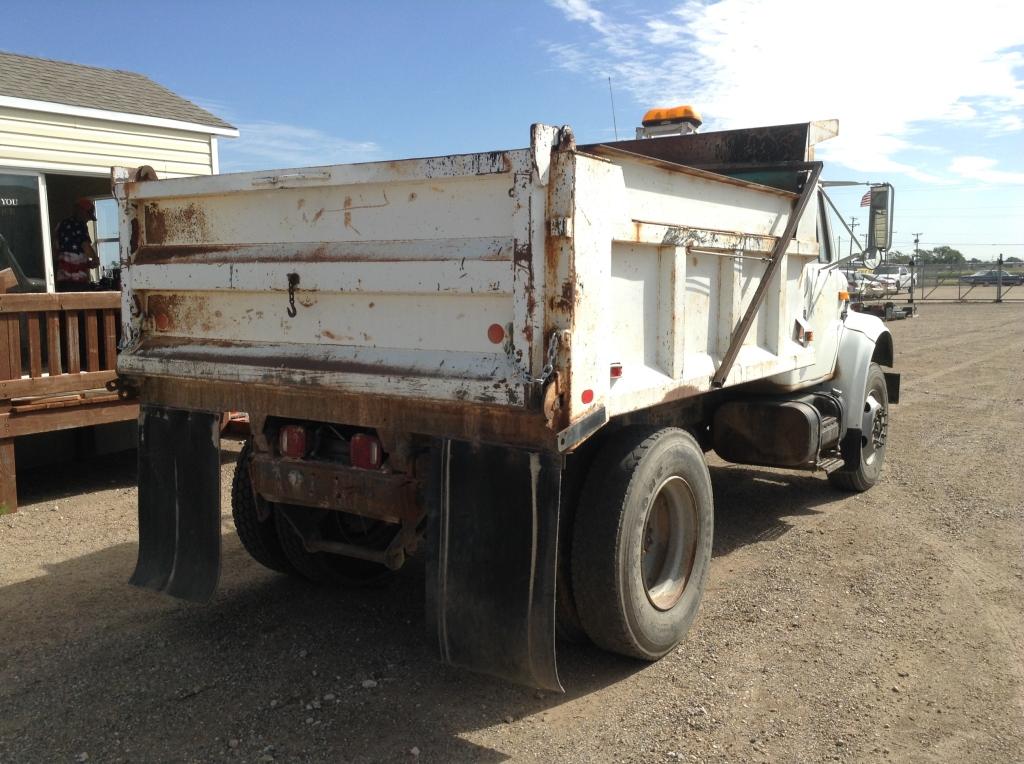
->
(571, 427, 714, 661)
(829, 362, 889, 492)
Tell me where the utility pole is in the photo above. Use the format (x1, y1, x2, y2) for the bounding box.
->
(849, 217, 859, 259)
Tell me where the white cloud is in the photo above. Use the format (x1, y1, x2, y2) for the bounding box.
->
(546, 42, 591, 74)
(219, 122, 381, 172)
(949, 155, 1024, 184)
(547, 0, 1024, 179)
(992, 114, 1024, 133)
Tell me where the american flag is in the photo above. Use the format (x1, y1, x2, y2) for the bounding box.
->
(860, 189, 872, 207)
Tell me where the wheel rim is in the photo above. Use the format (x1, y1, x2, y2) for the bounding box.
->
(641, 476, 699, 611)
(860, 387, 888, 465)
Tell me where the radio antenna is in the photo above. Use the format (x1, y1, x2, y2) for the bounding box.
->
(607, 76, 619, 140)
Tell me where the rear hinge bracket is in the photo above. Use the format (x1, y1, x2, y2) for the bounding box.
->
(549, 217, 573, 239)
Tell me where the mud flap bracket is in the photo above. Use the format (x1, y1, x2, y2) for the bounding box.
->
(130, 405, 222, 602)
(426, 439, 563, 692)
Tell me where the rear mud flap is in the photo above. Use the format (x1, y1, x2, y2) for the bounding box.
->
(129, 405, 222, 602)
(426, 440, 563, 692)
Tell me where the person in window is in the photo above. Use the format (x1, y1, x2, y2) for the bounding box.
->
(55, 198, 99, 291)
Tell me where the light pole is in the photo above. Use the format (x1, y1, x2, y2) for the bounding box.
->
(849, 217, 859, 259)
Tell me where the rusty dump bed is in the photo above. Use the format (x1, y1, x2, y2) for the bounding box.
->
(116, 121, 841, 450)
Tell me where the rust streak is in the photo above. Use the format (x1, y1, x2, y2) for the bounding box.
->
(133, 241, 514, 266)
(137, 338, 488, 381)
(143, 202, 209, 246)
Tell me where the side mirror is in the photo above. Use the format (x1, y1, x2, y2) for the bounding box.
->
(866, 183, 894, 264)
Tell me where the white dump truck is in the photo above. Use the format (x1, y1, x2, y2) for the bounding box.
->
(114, 111, 899, 690)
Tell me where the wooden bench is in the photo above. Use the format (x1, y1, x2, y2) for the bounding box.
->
(0, 270, 138, 513)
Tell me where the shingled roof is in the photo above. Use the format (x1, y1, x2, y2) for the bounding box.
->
(0, 50, 235, 132)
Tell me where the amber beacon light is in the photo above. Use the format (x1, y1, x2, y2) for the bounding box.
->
(636, 105, 703, 139)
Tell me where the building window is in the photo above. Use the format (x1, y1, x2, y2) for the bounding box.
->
(93, 198, 120, 276)
(0, 172, 47, 291)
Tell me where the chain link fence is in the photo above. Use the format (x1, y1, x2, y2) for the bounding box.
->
(910, 258, 1024, 302)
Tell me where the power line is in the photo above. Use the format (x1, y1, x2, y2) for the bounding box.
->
(892, 212, 1023, 217)
(896, 205, 1024, 211)
(893, 239, 1024, 244)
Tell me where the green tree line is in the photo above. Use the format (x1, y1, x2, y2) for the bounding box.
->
(888, 247, 1022, 265)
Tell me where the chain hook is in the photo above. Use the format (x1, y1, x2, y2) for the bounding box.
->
(286, 273, 300, 318)
(539, 329, 566, 384)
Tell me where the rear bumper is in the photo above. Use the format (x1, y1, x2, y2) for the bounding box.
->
(250, 453, 419, 525)
(135, 375, 557, 451)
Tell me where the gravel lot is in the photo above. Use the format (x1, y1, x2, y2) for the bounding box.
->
(1, 302, 1022, 763)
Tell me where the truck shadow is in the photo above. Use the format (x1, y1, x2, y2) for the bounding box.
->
(709, 463, 839, 557)
(13, 442, 241, 505)
(0, 460, 843, 762)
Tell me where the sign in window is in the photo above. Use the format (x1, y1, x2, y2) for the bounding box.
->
(0, 173, 47, 292)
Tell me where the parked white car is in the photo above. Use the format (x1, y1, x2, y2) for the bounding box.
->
(843, 271, 887, 299)
(871, 264, 915, 293)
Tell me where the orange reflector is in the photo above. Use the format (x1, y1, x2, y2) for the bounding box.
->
(838, 290, 850, 301)
(581, 389, 594, 404)
(487, 323, 505, 344)
(641, 104, 702, 127)
(610, 363, 623, 379)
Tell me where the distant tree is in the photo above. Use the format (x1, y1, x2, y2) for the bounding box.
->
(918, 245, 965, 265)
(887, 249, 911, 263)
(969, 257, 981, 263)
(1007, 256, 1022, 263)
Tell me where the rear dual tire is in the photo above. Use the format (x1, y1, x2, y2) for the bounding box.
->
(571, 427, 713, 661)
(230, 442, 295, 574)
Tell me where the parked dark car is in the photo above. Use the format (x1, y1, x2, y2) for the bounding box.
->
(960, 269, 1024, 286)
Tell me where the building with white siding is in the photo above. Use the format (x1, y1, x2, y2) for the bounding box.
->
(0, 51, 237, 292)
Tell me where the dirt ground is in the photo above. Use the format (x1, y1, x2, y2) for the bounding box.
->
(1, 302, 1022, 763)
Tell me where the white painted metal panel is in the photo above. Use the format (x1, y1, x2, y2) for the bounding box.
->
(567, 147, 828, 422)
(139, 177, 515, 246)
(118, 148, 537, 414)
(142, 291, 511, 353)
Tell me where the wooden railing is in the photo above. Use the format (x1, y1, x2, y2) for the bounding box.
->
(0, 291, 121, 398)
(0, 275, 138, 513)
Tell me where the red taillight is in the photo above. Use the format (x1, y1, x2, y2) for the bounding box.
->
(279, 425, 308, 458)
(350, 433, 383, 470)
(581, 389, 595, 405)
(610, 362, 623, 379)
